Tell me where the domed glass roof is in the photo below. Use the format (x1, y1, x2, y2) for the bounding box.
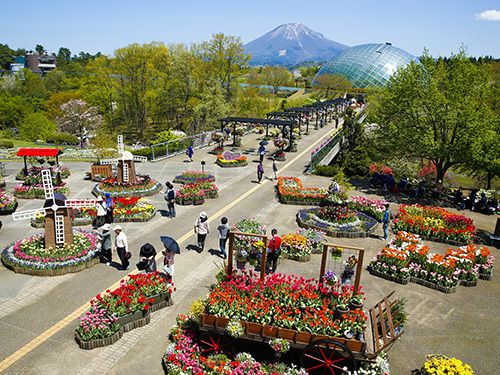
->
(313, 43, 419, 89)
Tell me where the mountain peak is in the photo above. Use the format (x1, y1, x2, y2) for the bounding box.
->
(244, 23, 348, 66)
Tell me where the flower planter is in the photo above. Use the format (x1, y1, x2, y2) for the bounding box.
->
(479, 266, 494, 281)
(215, 316, 230, 329)
(182, 199, 194, 205)
(236, 261, 246, 270)
(349, 301, 363, 311)
(368, 267, 410, 285)
(75, 329, 123, 350)
(282, 253, 311, 262)
(296, 331, 313, 344)
(116, 309, 151, 332)
(246, 322, 263, 335)
(1, 255, 100, 277)
(334, 307, 349, 321)
(278, 328, 296, 341)
(459, 279, 478, 287)
(200, 313, 216, 328)
(262, 325, 279, 338)
(193, 199, 205, 205)
(0, 202, 18, 215)
(149, 291, 173, 312)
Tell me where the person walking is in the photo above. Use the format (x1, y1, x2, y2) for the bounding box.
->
(138, 243, 157, 273)
(164, 182, 176, 218)
(104, 193, 114, 224)
(93, 196, 107, 229)
(266, 229, 281, 274)
(114, 225, 129, 270)
(381, 203, 392, 241)
(217, 217, 229, 259)
(99, 223, 112, 266)
(186, 145, 194, 162)
(194, 211, 210, 253)
(258, 145, 265, 163)
(257, 161, 264, 183)
(162, 246, 175, 284)
(272, 157, 278, 180)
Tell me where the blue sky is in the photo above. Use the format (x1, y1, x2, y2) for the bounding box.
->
(3, 0, 500, 58)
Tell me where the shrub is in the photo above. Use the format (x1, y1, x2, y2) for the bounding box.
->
(19, 112, 56, 142)
(342, 146, 371, 178)
(46, 133, 80, 145)
(0, 140, 14, 148)
(313, 165, 342, 178)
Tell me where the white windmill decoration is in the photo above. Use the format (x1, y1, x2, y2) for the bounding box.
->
(13, 169, 97, 249)
(100, 135, 147, 183)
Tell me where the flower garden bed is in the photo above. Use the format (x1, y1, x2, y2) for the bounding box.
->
(173, 170, 215, 184)
(93, 175, 162, 198)
(280, 228, 327, 262)
(297, 206, 378, 238)
(75, 272, 174, 349)
(0, 191, 18, 215)
(216, 151, 247, 167)
(368, 232, 494, 293)
(1, 229, 101, 276)
(393, 204, 475, 245)
(30, 197, 156, 228)
(16, 166, 70, 180)
(14, 181, 69, 199)
(176, 181, 218, 206)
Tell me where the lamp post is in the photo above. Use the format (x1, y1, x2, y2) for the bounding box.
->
(201, 160, 206, 172)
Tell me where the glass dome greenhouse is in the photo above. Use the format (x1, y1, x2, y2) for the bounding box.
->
(313, 43, 420, 89)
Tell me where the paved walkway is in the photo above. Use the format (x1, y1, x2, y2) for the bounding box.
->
(0, 121, 498, 374)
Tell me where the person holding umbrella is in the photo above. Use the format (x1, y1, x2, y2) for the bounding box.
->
(258, 144, 266, 163)
(160, 236, 180, 283)
(138, 243, 157, 273)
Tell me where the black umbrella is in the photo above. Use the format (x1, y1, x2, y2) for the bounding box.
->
(140, 243, 156, 258)
(160, 236, 181, 254)
(259, 140, 269, 146)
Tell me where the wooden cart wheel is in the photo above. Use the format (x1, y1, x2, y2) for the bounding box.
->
(300, 339, 357, 375)
(198, 330, 235, 358)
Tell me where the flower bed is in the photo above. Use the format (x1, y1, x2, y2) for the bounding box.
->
(216, 151, 247, 167)
(0, 191, 18, 214)
(16, 166, 70, 180)
(14, 181, 69, 198)
(94, 174, 162, 197)
(297, 207, 378, 238)
(173, 170, 215, 184)
(368, 232, 494, 293)
(420, 354, 474, 375)
(176, 181, 219, 205)
(205, 271, 367, 338)
(393, 204, 475, 244)
(1, 230, 100, 276)
(31, 197, 155, 227)
(76, 272, 174, 349)
(280, 228, 327, 261)
(349, 196, 387, 222)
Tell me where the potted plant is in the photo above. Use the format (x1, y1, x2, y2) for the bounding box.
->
(323, 270, 337, 286)
(349, 294, 364, 310)
(235, 249, 248, 269)
(334, 300, 349, 321)
(330, 246, 343, 261)
(251, 240, 265, 254)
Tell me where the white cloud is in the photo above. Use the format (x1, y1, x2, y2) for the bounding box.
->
(475, 9, 500, 21)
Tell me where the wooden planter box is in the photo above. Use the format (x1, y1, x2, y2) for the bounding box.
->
(278, 328, 296, 341)
(215, 316, 231, 329)
(116, 309, 151, 332)
(368, 267, 410, 285)
(75, 329, 123, 350)
(262, 325, 279, 338)
(282, 253, 311, 262)
(149, 291, 173, 312)
(479, 266, 494, 281)
(91, 164, 112, 180)
(1, 255, 99, 277)
(193, 199, 205, 205)
(295, 331, 313, 344)
(460, 279, 478, 287)
(246, 322, 263, 335)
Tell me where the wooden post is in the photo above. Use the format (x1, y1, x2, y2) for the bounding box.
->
(260, 235, 268, 281)
(353, 248, 365, 297)
(319, 243, 328, 282)
(227, 232, 234, 277)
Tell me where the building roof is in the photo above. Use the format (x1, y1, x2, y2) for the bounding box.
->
(16, 148, 63, 157)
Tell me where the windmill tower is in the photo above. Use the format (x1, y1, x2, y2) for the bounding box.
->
(100, 135, 147, 183)
(13, 170, 97, 249)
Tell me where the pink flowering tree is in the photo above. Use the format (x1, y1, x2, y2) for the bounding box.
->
(56, 99, 103, 148)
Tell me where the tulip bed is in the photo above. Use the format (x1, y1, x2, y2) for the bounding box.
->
(393, 204, 475, 244)
(173, 170, 215, 184)
(1, 229, 100, 272)
(280, 228, 327, 260)
(205, 271, 367, 337)
(368, 232, 494, 292)
(94, 174, 162, 197)
(216, 151, 247, 167)
(16, 166, 70, 180)
(175, 182, 219, 205)
(14, 181, 69, 198)
(0, 191, 17, 213)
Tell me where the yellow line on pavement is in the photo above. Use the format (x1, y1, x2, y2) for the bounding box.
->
(0, 128, 331, 373)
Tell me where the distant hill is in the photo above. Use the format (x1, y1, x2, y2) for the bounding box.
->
(244, 23, 349, 66)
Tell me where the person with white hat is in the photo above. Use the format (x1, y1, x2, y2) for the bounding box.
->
(93, 196, 107, 229)
(98, 223, 112, 266)
(113, 225, 129, 270)
(194, 211, 209, 253)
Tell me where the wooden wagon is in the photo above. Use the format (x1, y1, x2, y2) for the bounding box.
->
(197, 231, 405, 374)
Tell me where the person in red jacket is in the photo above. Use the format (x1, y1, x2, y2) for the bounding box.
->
(266, 228, 281, 274)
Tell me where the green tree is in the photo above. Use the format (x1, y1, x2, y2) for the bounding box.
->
(261, 65, 293, 94)
(0, 92, 31, 129)
(35, 44, 47, 55)
(190, 80, 231, 133)
(45, 91, 80, 120)
(312, 73, 353, 98)
(57, 47, 71, 67)
(196, 33, 249, 101)
(369, 49, 495, 183)
(19, 112, 55, 141)
(0, 43, 15, 70)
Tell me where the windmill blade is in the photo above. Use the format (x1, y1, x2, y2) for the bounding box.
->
(54, 215, 65, 244)
(66, 199, 97, 209)
(133, 155, 148, 163)
(12, 208, 46, 221)
(117, 135, 124, 154)
(123, 163, 129, 182)
(41, 169, 54, 201)
(100, 159, 118, 165)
